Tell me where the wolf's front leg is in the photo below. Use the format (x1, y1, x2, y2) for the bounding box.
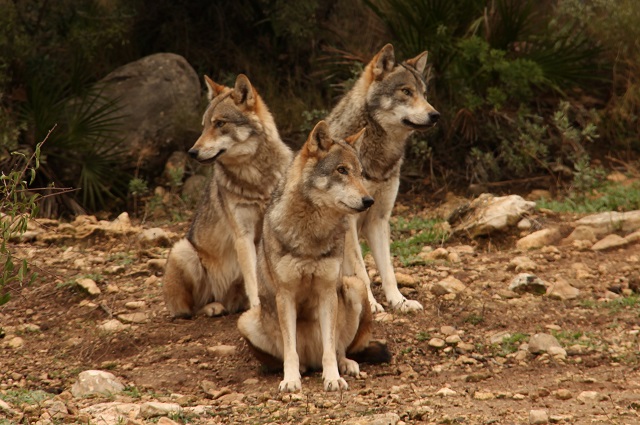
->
(343, 216, 384, 313)
(234, 233, 260, 308)
(276, 290, 301, 392)
(318, 285, 348, 392)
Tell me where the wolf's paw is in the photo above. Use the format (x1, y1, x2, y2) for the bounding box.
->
(278, 379, 302, 393)
(199, 302, 226, 317)
(369, 299, 385, 313)
(339, 358, 360, 377)
(391, 298, 423, 313)
(324, 377, 348, 392)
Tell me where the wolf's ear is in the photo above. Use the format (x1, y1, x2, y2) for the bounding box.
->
(306, 121, 334, 155)
(233, 74, 256, 108)
(204, 75, 226, 101)
(344, 127, 366, 154)
(405, 51, 428, 75)
(372, 44, 395, 80)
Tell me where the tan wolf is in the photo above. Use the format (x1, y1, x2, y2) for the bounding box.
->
(163, 74, 293, 318)
(237, 121, 390, 393)
(326, 43, 440, 313)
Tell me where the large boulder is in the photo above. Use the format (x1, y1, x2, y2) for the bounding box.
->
(98, 53, 201, 175)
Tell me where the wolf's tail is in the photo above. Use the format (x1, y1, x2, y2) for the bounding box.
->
(348, 340, 391, 364)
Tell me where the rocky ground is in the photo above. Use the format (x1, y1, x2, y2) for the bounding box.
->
(1, 193, 640, 425)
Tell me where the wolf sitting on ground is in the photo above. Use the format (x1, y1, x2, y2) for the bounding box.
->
(238, 121, 390, 393)
(326, 43, 440, 313)
(163, 74, 293, 318)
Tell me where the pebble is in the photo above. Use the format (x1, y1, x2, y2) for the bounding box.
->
(395, 272, 417, 287)
(436, 387, 458, 397)
(125, 301, 146, 309)
(99, 319, 130, 333)
(6, 336, 24, 349)
(528, 333, 562, 354)
(516, 228, 561, 250)
(555, 389, 572, 400)
(207, 345, 236, 357)
(445, 334, 461, 344)
(428, 338, 446, 349)
(577, 391, 602, 404)
(76, 278, 101, 295)
(140, 402, 181, 418)
(431, 276, 466, 296)
(591, 234, 629, 251)
(71, 370, 125, 398)
(529, 409, 549, 424)
(473, 391, 495, 400)
(509, 256, 537, 272)
(117, 312, 148, 324)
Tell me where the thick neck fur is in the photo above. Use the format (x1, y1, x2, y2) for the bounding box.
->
(268, 163, 348, 259)
(327, 70, 411, 182)
(214, 97, 291, 202)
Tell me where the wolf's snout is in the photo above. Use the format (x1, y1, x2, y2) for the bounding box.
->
(362, 196, 375, 209)
(429, 111, 440, 123)
(188, 148, 199, 159)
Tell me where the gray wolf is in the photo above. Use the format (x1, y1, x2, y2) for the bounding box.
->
(326, 43, 440, 313)
(237, 121, 390, 393)
(163, 74, 293, 318)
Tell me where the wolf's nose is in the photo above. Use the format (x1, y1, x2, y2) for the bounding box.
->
(429, 111, 440, 123)
(188, 148, 199, 159)
(362, 196, 375, 209)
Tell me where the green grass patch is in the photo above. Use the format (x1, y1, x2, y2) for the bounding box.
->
(389, 216, 449, 266)
(537, 181, 640, 213)
(0, 389, 52, 405)
(493, 332, 529, 356)
(464, 314, 485, 325)
(416, 331, 431, 342)
(578, 295, 640, 313)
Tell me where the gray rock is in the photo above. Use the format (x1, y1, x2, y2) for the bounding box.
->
(516, 228, 562, 250)
(98, 53, 201, 174)
(452, 194, 536, 237)
(509, 273, 547, 295)
(71, 370, 125, 398)
(428, 338, 446, 349)
(591, 234, 629, 251)
(528, 333, 562, 354)
(577, 391, 603, 404)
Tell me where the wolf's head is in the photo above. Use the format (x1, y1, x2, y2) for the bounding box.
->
(363, 44, 439, 132)
(300, 121, 374, 213)
(189, 74, 268, 164)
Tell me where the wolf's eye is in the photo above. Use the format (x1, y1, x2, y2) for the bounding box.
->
(401, 88, 412, 96)
(337, 166, 348, 175)
(214, 120, 225, 128)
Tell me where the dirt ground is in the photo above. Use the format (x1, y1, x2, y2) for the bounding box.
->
(1, 198, 640, 424)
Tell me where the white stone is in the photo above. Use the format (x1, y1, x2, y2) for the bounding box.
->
(453, 194, 536, 237)
(71, 370, 125, 398)
(428, 338, 446, 349)
(124, 301, 146, 309)
(436, 387, 458, 397)
(344, 413, 401, 425)
(529, 409, 549, 424)
(509, 256, 537, 272)
(577, 391, 602, 404)
(140, 402, 181, 419)
(546, 278, 580, 300)
(575, 210, 640, 234)
(99, 319, 130, 333)
(528, 333, 562, 354)
(117, 312, 148, 324)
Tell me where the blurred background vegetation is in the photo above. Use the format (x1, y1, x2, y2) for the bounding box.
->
(1, 0, 639, 215)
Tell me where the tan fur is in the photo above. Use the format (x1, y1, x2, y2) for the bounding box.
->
(326, 43, 440, 313)
(238, 121, 383, 393)
(163, 74, 292, 318)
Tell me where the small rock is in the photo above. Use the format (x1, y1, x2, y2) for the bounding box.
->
(99, 319, 130, 333)
(547, 346, 567, 357)
(344, 413, 400, 425)
(529, 409, 549, 424)
(420, 247, 449, 261)
(207, 345, 236, 357)
(71, 370, 125, 398)
(125, 301, 146, 310)
(138, 227, 172, 247)
(508, 256, 537, 272)
(218, 392, 245, 404)
(431, 276, 466, 296)
(157, 418, 180, 425)
(489, 331, 511, 345)
(509, 273, 547, 295)
(591, 234, 629, 251)
(140, 402, 181, 419)
(473, 391, 495, 400)
(576, 210, 640, 234)
(564, 226, 598, 243)
(440, 325, 457, 335)
(555, 389, 572, 400)
(546, 278, 580, 300)
(465, 372, 492, 383)
(516, 228, 562, 250)
(395, 272, 417, 287)
(528, 333, 562, 354)
(428, 338, 446, 349)
(0, 399, 16, 415)
(6, 336, 24, 349)
(117, 312, 148, 324)
(445, 334, 461, 345)
(76, 278, 101, 296)
(47, 400, 68, 419)
(436, 387, 458, 397)
(517, 218, 532, 230)
(577, 391, 602, 404)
